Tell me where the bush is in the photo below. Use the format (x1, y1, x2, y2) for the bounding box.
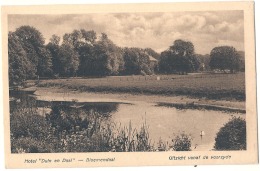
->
(11, 137, 52, 153)
(10, 109, 50, 139)
(214, 117, 246, 150)
(57, 129, 100, 152)
(45, 105, 90, 134)
(170, 133, 192, 151)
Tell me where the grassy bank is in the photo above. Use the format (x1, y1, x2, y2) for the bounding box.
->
(37, 73, 245, 101)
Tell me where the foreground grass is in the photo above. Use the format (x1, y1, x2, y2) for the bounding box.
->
(37, 73, 245, 101)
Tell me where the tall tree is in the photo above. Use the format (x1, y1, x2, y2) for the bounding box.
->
(63, 29, 97, 50)
(159, 50, 174, 74)
(8, 32, 36, 85)
(58, 43, 79, 77)
(14, 26, 52, 77)
(50, 34, 60, 46)
(77, 44, 95, 76)
(37, 47, 53, 77)
(81, 29, 97, 44)
(92, 33, 124, 76)
(209, 46, 242, 73)
(159, 39, 200, 74)
(237, 51, 245, 72)
(123, 48, 152, 75)
(62, 29, 100, 76)
(46, 35, 61, 76)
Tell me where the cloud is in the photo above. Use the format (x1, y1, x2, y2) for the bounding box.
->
(8, 10, 244, 54)
(46, 15, 78, 25)
(175, 14, 207, 31)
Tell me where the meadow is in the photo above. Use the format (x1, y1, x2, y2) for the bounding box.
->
(38, 73, 245, 101)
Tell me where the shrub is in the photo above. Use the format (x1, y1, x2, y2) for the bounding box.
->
(58, 129, 98, 152)
(11, 137, 52, 153)
(45, 105, 90, 134)
(10, 109, 50, 139)
(214, 117, 246, 150)
(157, 137, 167, 151)
(171, 133, 192, 151)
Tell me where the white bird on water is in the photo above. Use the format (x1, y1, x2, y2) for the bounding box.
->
(200, 131, 205, 140)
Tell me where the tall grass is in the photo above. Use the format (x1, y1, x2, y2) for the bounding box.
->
(98, 121, 152, 152)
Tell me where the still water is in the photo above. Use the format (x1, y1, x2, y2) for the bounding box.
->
(10, 91, 245, 151)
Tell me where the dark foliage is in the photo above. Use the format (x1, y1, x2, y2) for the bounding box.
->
(45, 105, 90, 134)
(11, 137, 52, 153)
(171, 133, 192, 151)
(209, 46, 243, 73)
(8, 32, 36, 85)
(14, 26, 53, 77)
(159, 39, 200, 74)
(57, 43, 79, 77)
(10, 110, 50, 139)
(123, 47, 153, 75)
(46, 35, 62, 76)
(214, 117, 246, 150)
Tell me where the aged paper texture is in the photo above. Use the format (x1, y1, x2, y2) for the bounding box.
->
(1, 1, 258, 168)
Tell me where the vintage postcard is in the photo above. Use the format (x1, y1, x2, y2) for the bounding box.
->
(1, 1, 258, 168)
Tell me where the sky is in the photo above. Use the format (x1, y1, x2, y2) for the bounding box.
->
(8, 11, 244, 55)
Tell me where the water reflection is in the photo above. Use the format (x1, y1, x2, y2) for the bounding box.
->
(10, 91, 120, 117)
(10, 91, 120, 138)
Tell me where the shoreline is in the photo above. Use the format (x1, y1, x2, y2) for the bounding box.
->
(31, 86, 245, 113)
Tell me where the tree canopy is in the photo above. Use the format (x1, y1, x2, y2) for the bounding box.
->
(123, 48, 152, 75)
(14, 26, 53, 77)
(8, 32, 36, 85)
(159, 39, 200, 74)
(58, 43, 79, 77)
(8, 25, 244, 86)
(46, 35, 61, 76)
(91, 33, 124, 76)
(209, 46, 242, 73)
(214, 117, 246, 150)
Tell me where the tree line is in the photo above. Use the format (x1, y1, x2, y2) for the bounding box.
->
(9, 25, 244, 86)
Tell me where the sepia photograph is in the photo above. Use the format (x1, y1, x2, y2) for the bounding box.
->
(1, 1, 258, 168)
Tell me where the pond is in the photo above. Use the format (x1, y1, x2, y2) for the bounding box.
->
(9, 90, 245, 151)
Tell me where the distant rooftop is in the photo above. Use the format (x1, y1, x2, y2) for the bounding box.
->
(148, 55, 158, 62)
